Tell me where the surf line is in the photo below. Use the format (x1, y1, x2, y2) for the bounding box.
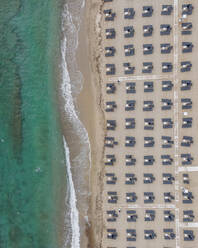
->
(63, 137, 80, 248)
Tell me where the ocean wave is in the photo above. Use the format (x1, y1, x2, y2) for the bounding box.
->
(61, 5, 88, 140)
(61, 2, 91, 248)
(63, 137, 80, 248)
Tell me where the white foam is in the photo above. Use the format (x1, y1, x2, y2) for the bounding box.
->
(61, 4, 89, 146)
(61, 2, 91, 248)
(63, 137, 80, 248)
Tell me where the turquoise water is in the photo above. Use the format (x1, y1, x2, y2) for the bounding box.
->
(0, 0, 66, 247)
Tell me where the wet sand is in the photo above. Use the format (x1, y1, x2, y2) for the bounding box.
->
(77, 0, 105, 247)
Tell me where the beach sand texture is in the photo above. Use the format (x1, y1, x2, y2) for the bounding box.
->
(78, 0, 198, 247)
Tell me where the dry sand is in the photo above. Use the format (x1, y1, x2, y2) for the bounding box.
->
(76, 0, 198, 247)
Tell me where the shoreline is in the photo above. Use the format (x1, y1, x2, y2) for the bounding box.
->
(58, 0, 104, 246)
(76, 0, 105, 247)
(58, 1, 93, 247)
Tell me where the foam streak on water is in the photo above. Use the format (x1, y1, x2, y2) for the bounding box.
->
(60, 2, 91, 248)
(63, 137, 80, 248)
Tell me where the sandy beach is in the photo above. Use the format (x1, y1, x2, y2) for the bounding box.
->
(77, 0, 106, 246)
(76, 0, 198, 247)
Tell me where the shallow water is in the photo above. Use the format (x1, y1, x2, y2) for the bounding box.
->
(0, 0, 66, 247)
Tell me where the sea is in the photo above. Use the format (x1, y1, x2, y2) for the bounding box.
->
(0, 0, 89, 248)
